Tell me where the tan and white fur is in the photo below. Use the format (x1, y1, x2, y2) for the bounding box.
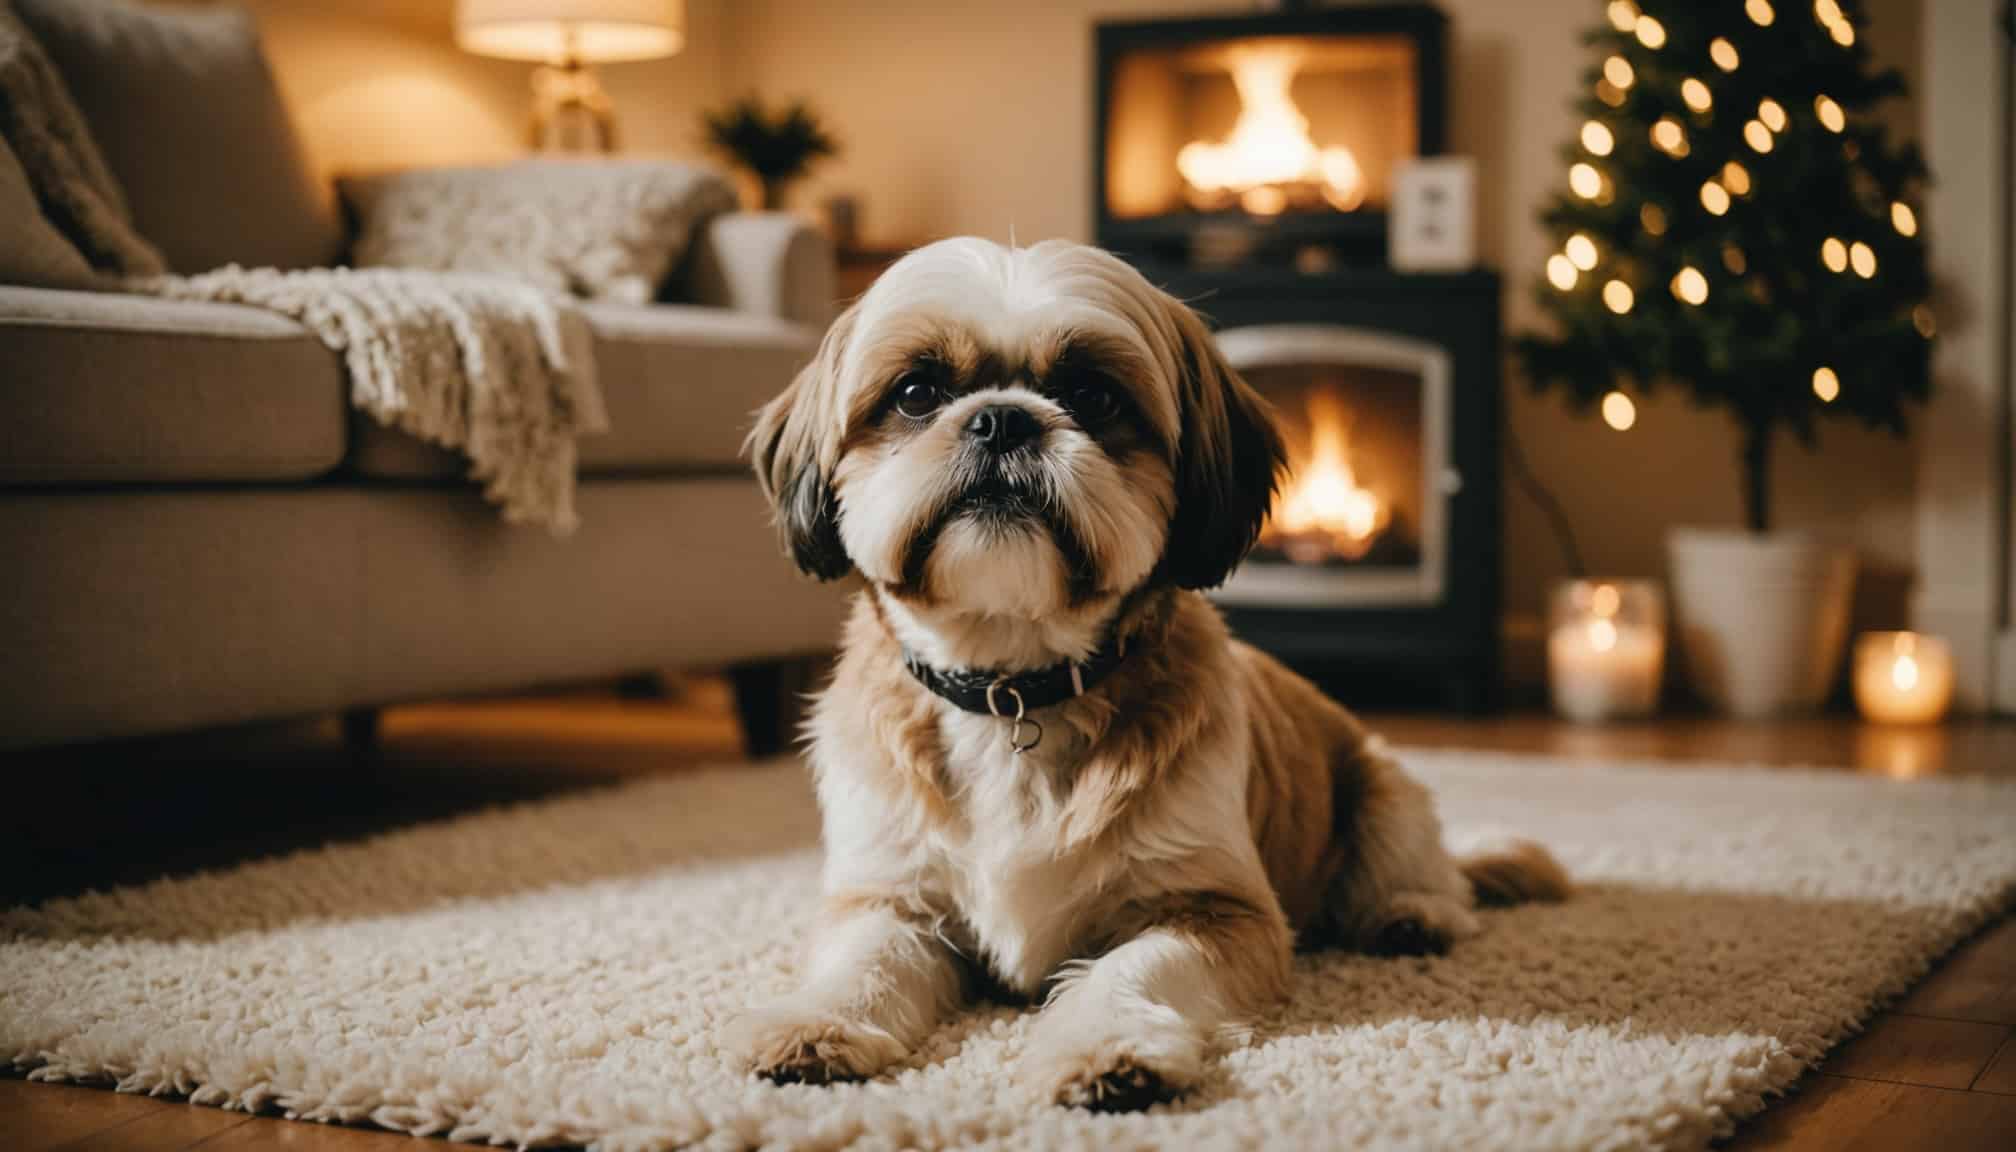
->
(734, 237, 1569, 1111)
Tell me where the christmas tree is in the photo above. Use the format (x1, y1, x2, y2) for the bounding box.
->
(1515, 0, 1933, 533)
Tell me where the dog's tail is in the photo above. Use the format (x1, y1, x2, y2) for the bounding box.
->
(1458, 837, 1572, 906)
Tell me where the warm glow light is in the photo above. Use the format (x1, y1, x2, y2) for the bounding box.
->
(1607, 1, 1639, 33)
(1855, 632, 1955, 725)
(1701, 181, 1730, 215)
(1831, 19, 1854, 46)
(1635, 16, 1667, 49)
(1243, 186, 1287, 215)
(1682, 78, 1713, 112)
(1822, 237, 1848, 271)
(1673, 266, 1709, 305)
(1744, 120, 1774, 152)
(1913, 304, 1936, 338)
(1891, 653, 1919, 692)
(1267, 385, 1386, 557)
(1176, 47, 1366, 213)
(1747, 0, 1776, 26)
(1892, 201, 1918, 236)
(1722, 161, 1752, 195)
(1588, 616, 1621, 652)
(1723, 245, 1747, 274)
(1850, 241, 1877, 278)
(1547, 254, 1580, 290)
(1711, 37, 1740, 70)
(1583, 121, 1615, 156)
(456, 0, 685, 62)
(1567, 233, 1600, 270)
(1597, 79, 1627, 107)
(1815, 0, 1844, 26)
(1601, 390, 1637, 430)
(1652, 118, 1687, 155)
(1815, 94, 1845, 132)
(1758, 98, 1787, 132)
(1640, 203, 1667, 235)
(1591, 583, 1622, 617)
(1570, 162, 1603, 199)
(1604, 55, 1635, 89)
(1603, 279, 1635, 313)
(1812, 365, 1840, 402)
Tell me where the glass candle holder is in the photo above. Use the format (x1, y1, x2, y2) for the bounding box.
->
(1853, 632, 1954, 725)
(1548, 580, 1666, 722)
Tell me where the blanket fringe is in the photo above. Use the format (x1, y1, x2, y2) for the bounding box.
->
(129, 266, 606, 535)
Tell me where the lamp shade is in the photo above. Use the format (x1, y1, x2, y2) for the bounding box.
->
(457, 0, 682, 63)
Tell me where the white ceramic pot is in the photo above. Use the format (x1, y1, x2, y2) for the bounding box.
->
(1666, 529, 1858, 717)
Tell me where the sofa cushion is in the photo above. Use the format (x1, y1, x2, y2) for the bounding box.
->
(0, 133, 94, 289)
(348, 302, 817, 478)
(13, 0, 340, 273)
(344, 160, 738, 304)
(0, 1, 165, 280)
(0, 286, 347, 484)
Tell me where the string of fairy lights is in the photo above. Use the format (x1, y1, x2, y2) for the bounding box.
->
(1551, 0, 1923, 431)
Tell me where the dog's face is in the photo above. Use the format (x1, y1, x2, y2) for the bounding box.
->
(750, 238, 1284, 623)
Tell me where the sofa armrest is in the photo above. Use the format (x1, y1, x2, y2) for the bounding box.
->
(683, 213, 835, 328)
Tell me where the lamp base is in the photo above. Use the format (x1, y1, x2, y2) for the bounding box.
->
(530, 58, 617, 153)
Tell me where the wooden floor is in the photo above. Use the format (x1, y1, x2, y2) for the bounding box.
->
(4, 679, 2013, 1150)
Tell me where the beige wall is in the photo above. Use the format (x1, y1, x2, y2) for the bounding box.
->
(242, 0, 1935, 684)
(1917, 0, 2008, 711)
(718, 0, 1929, 676)
(240, 0, 727, 180)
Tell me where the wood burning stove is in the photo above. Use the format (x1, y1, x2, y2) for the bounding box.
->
(1095, 4, 1445, 268)
(1095, 5, 1498, 710)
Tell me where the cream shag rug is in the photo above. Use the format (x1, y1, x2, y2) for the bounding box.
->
(5, 751, 2014, 1151)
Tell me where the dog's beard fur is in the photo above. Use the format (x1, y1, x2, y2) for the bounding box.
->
(838, 395, 1166, 632)
(737, 238, 1570, 1110)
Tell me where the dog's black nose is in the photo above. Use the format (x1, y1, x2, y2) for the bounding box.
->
(965, 405, 1042, 453)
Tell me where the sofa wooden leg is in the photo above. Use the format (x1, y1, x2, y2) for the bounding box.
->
(730, 658, 820, 759)
(341, 707, 381, 758)
(615, 672, 668, 699)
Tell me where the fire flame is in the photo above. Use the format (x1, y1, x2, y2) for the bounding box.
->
(1176, 47, 1366, 215)
(1266, 385, 1385, 561)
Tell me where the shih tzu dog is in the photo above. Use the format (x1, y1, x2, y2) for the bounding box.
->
(733, 237, 1568, 1111)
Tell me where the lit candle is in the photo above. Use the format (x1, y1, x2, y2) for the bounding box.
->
(1853, 632, 1954, 725)
(1548, 580, 1665, 722)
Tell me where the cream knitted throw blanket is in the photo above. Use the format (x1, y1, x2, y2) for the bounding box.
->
(4, 4, 606, 534)
(134, 266, 607, 535)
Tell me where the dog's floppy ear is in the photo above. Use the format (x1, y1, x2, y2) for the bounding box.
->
(1155, 295, 1287, 590)
(747, 304, 858, 581)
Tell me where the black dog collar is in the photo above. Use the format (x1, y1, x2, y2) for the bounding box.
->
(901, 637, 1130, 753)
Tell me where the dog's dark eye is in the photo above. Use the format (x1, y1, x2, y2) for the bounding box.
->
(1067, 380, 1119, 424)
(893, 377, 943, 420)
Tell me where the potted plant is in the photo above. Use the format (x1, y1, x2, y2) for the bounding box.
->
(702, 96, 838, 212)
(1516, 0, 1932, 716)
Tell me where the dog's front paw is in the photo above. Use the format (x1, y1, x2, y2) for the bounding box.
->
(727, 1007, 908, 1084)
(1367, 892, 1479, 957)
(1025, 1016, 1203, 1112)
(1051, 1054, 1179, 1113)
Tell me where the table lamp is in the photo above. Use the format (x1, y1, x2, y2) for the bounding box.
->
(456, 0, 683, 153)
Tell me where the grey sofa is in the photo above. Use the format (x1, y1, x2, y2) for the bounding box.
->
(0, 0, 844, 752)
(0, 212, 846, 751)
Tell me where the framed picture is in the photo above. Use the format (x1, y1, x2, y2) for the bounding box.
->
(1389, 157, 1476, 272)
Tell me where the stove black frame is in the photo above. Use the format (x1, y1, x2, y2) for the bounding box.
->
(1139, 263, 1502, 712)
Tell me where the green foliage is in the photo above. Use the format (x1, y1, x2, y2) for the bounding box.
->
(1513, 0, 1932, 532)
(702, 96, 838, 204)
